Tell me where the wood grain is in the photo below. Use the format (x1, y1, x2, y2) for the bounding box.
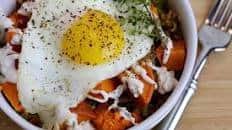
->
(177, 0, 232, 130)
(0, 110, 21, 130)
(1, 0, 232, 130)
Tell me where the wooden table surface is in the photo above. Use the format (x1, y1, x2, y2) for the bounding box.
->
(1, 0, 232, 130)
(177, 0, 232, 130)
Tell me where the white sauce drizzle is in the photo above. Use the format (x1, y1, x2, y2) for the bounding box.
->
(87, 84, 125, 103)
(108, 96, 136, 124)
(160, 33, 173, 64)
(149, 7, 173, 64)
(86, 64, 163, 125)
(17, 1, 35, 16)
(87, 84, 136, 124)
(147, 62, 178, 94)
(108, 85, 136, 124)
(76, 121, 95, 130)
(0, 44, 18, 83)
(0, 10, 20, 83)
(132, 64, 157, 89)
(87, 64, 162, 124)
(87, 90, 109, 103)
(61, 111, 94, 130)
(9, 28, 23, 45)
(117, 107, 136, 124)
(121, 71, 144, 98)
(39, 102, 95, 130)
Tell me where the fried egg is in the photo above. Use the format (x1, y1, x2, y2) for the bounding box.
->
(18, 0, 154, 129)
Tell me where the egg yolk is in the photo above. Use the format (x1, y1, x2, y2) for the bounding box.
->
(61, 10, 125, 65)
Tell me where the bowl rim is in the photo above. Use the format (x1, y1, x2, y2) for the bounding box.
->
(0, 0, 198, 130)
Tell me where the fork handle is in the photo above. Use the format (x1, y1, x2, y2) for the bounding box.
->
(166, 80, 197, 130)
(164, 76, 202, 130)
(159, 62, 206, 130)
(157, 44, 212, 130)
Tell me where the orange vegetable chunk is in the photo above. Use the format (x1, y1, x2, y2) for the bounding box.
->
(9, 12, 30, 29)
(136, 64, 157, 107)
(70, 101, 96, 123)
(89, 79, 117, 99)
(1, 82, 24, 112)
(156, 40, 186, 71)
(5, 30, 16, 43)
(93, 104, 132, 130)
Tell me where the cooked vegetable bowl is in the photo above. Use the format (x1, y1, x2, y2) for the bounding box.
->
(0, 0, 197, 130)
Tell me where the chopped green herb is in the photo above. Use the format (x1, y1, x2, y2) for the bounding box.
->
(114, 0, 157, 38)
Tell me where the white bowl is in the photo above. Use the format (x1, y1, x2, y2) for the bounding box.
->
(0, 0, 198, 129)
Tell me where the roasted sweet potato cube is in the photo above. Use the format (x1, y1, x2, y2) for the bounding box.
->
(132, 109, 142, 123)
(5, 30, 22, 52)
(1, 82, 24, 112)
(9, 12, 30, 29)
(5, 30, 16, 43)
(70, 101, 96, 123)
(156, 40, 186, 71)
(89, 79, 117, 99)
(136, 64, 157, 107)
(93, 104, 132, 130)
(95, 79, 117, 92)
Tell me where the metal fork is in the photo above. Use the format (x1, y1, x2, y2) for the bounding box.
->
(156, 0, 232, 130)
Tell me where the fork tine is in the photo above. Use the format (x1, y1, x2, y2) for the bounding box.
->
(218, 0, 232, 28)
(207, 0, 220, 23)
(222, 10, 232, 30)
(225, 13, 232, 34)
(209, 0, 227, 26)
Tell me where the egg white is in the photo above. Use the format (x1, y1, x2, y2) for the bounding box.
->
(18, 0, 154, 128)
